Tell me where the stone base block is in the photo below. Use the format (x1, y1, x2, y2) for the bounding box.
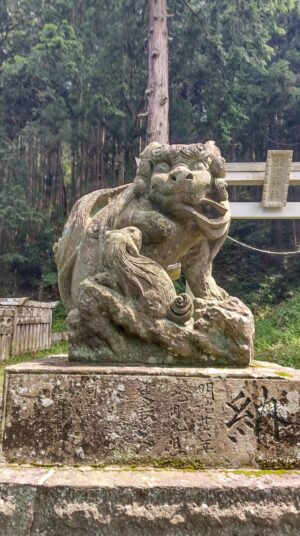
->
(1, 357, 300, 468)
(0, 465, 300, 535)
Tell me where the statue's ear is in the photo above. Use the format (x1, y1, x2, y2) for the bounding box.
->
(133, 177, 147, 197)
(140, 142, 162, 158)
(210, 155, 226, 179)
(135, 157, 141, 169)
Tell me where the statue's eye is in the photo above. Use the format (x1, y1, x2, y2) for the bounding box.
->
(191, 162, 206, 171)
(154, 162, 170, 173)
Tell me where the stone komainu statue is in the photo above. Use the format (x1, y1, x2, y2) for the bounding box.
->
(54, 141, 254, 366)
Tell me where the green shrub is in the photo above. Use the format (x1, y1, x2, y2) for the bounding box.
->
(255, 291, 300, 368)
(52, 301, 67, 332)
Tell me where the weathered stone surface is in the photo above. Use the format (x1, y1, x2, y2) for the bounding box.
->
(54, 141, 254, 366)
(0, 465, 300, 535)
(262, 150, 293, 208)
(0, 465, 49, 535)
(2, 357, 299, 468)
(71, 277, 253, 367)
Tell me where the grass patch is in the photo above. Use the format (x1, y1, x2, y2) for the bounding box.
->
(254, 292, 300, 368)
(0, 341, 68, 388)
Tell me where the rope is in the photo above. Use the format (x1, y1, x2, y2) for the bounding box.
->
(227, 235, 300, 255)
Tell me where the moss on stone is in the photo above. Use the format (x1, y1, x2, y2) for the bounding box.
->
(90, 458, 207, 471)
(31, 462, 61, 468)
(251, 361, 269, 368)
(152, 458, 206, 470)
(231, 469, 299, 477)
(258, 459, 300, 470)
(274, 371, 293, 378)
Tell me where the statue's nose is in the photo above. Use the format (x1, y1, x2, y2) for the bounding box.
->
(169, 167, 194, 182)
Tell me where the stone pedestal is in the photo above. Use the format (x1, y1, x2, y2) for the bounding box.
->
(1, 357, 300, 468)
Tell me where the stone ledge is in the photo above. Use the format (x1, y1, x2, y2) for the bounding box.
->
(0, 465, 299, 535)
(4, 355, 300, 378)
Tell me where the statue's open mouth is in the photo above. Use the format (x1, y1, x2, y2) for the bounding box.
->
(173, 192, 228, 219)
(175, 197, 230, 237)
(179, 191, 203, 205)
(198, 198, 228, 218)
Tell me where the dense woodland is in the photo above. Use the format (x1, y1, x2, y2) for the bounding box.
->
(1, 0, 300, 304)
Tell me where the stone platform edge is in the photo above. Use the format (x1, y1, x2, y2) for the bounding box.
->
(3, 355, 300, 379)
(0, 465, 300, 536)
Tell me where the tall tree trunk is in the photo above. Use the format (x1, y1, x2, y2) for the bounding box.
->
(71, 146, 77, 205)
(146, 0, 169, 144)
(100, 121, 105, 188)
(94, 120, 100, 190)
(116, 146, 125, 186)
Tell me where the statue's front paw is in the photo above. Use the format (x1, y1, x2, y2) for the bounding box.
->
(138, 211, 175, 242)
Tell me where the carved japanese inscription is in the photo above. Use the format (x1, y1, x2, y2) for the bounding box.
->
(2, 360, 300, 468)
(262, 150, 293, 208)
(226, 386, 292, 444)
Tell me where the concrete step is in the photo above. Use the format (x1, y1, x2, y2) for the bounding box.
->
(0, 464, 299, 535)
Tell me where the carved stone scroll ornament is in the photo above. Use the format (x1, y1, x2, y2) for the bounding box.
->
(54, 141, 254, 366)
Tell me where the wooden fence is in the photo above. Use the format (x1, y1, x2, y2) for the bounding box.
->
(0, 298, 58, 361)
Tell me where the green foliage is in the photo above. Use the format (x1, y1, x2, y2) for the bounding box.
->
(52, 302, 67, 332)
(41, 272, 57, 288)
(255, 291, 300, 368)
(0, 182, 58, 296)
(169, 0, 300, 158)
(214, 218, 300, 309)
(174, 275, 186, 294)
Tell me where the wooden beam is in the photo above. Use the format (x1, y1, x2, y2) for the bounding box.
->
(226, 171, 265, 185)
(225, 163, 300, 186)
(226, 162, 300, 171)
(230, 202, 300, 219)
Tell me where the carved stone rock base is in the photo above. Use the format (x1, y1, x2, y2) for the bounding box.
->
(2, 357, 300, 468)
(68, 278, 254, 367)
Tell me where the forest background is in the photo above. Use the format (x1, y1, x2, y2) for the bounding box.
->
(1, 0, 300, 361)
